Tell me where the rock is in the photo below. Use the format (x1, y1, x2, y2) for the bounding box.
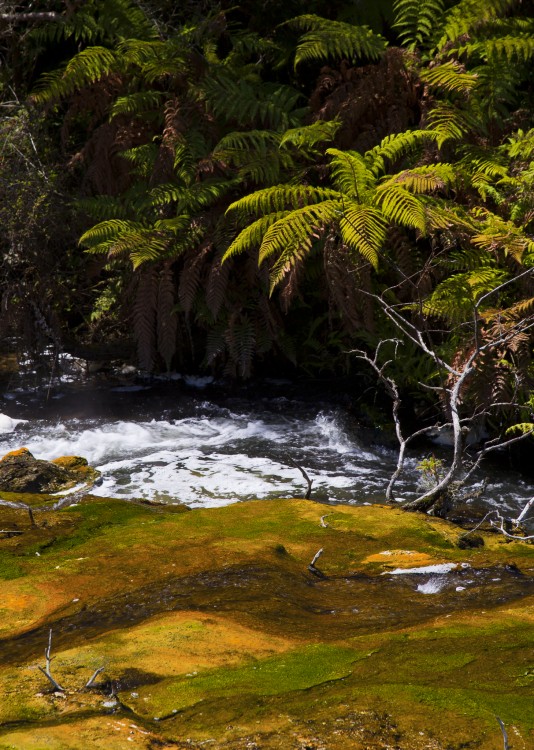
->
(0, 448, 100, 493)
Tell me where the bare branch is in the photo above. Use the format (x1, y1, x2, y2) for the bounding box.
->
(38, 630, 65, 692)
(495, 716, 509, 750)
(0, 12, 62, 22)
(287, 457, 313, 499)
(308, 547, 325, 577)
(85, 666, 105, 689)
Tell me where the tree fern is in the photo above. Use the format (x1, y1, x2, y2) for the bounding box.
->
(258, 201, 340, 264)
(326, 148, 374, 201)
(375, 185, 428, 233)
(284, 15, 387, 69)
(363, 130, 436, 177)
(393, 0, 445, 51)
(227, 185, 340, 220)
(339, 205, 386, 269)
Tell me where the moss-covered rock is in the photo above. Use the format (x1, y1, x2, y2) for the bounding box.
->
(0, 448, 100, 494)
(0, 497, 532, 749)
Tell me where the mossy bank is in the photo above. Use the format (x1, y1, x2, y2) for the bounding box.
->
(0, 495, 532, 749)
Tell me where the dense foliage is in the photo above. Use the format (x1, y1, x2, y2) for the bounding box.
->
(1, 0, 534, 430)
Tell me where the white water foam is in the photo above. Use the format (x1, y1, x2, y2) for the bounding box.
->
(0, 407, 393, 507)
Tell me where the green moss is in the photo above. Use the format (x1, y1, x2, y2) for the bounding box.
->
(130, 644, 363, 717)
(0, 556, 25, 580)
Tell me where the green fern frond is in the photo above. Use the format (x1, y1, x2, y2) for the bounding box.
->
(472, 220, 534, 262)
(339, 205, 386, 269)
(375, 185, 427, 233)
(120, 143, 159, 178)
(326, 148, 375, 201)
(110, 91, 165, 120)
(364, 130, 436, 177)
(75, 196, 132, 221)
(79, 219, 145, 248)
(435, 0, 516, 52)
(393, 0, 445, 50)
(149, 179, 235, 212)
(420, 61, 478, 93)
(213, 131, 287, 183)
(426, 104, 474, 146)
(285, 15, 386, 68)
(226, 185, 341, 220)
(32, 46, 117, 103)
(205, 73, 303, 130)
(422, 268, 508, 323)
(468, 36, 534, 63)
(507, 129, 534, 159)
(258, 201, 341, 263)
(222, 212, 292, 261)
(280, 119, 341, 154)
(384, 164, 456, 194)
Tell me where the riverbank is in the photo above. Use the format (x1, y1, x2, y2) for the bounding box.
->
(0, 495, 532, 749)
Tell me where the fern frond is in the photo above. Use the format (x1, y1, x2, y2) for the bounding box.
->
(226, 185, 341, 220)
(32, 46, 117, 103)
(110, 91, 165, 120)
(435, 0, 516, 52)
(420, 61, 478, 93)
(364, 129, 436, 177)
(285, 15, 386, 68)
(375, 185, 427, 233)
(468, 36, 534, 63)
(384, 164, 456, 194)
(426, 104, 475, 146)
(422, 268, 508, 323)
(222, 212, 292, 261)
(258, 201, 341, 264)
(339, 205, 386, 269)
(205, 72, 303, 130)
(508, 128, 534, 159)
(472, 221, 534, 263)
(149, 179, 235, 212)
(393, 0, 445, 50)
(280, 119, 341, 154)
(120, 143, 159, 178)
(326, 148, 375, 201)
(79, 219, 145, 248)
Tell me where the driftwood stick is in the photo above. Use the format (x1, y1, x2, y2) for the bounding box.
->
(514, 496, 534, 525)
(0, 529, 23, 534)
(85, 666, 105, 689)
(308, 548, 325, 577)
(496, 716, 509, 750)
(38, 629, 65, 692)
(288, 458, 313, 499)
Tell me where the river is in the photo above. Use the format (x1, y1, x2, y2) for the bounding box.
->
(0, 370, 532, 521)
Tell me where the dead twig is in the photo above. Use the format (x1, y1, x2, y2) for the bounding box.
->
(37, 630, 65, 692)
(308, 547, 325, 577)
(85, 666, 106, 689)
(288, 457, 313, 499)
(496, 716, 509, 750)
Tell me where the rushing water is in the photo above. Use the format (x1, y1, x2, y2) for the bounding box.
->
(1, 377, 533, 519)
